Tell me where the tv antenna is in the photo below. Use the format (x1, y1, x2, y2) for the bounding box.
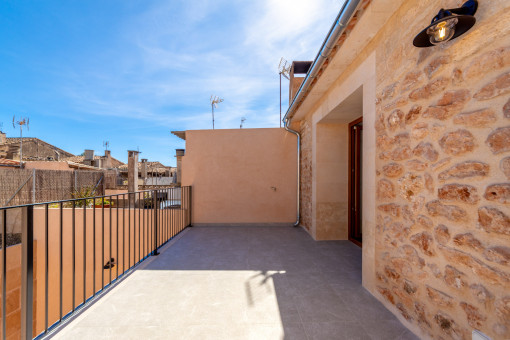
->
(278, 57, 291, 128)
(240, 117, 246, 129)
(210, 95, 224, 130)
(103, 141, 110, 151)
(12, 116, 29, 161)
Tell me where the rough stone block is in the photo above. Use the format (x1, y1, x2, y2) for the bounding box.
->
(465, 46, 510, 80)
(486, 127, 510, 154)
(439, 129, 476, 156)
(438, 184, 480, 204)
(387, 109, 405, 130)
(413, 142, 439, 162)
(398, 173, 424, 201)
(382, 162, 403, 177)
(409, 77, 449, 101)
(474, 72, 510, 100)
(426, 200, 467, 221)
(390, 146, 412, 161)
(460, 302, 487, 328)
(444, 265, 466, 289)
(484, 246, 510, 265)
(484, 183, 510, 204)
(427, 286, 453, 307)
(453, 233, 484, 251)
(377, 179, 396, 200)
(411, 122, 428, 140)
(405, 105, 422, 124)
(434, 224, 450, 245)
(501, 157, 510, 179)
(424, 55, 450, 78)
(410, 231, 435, 256)
(453, 108, 497, 127)
(478, 206, 510, 236)
(417, 214, 433, 229)
(377, 203, 401, 217)
(438, 161, 489, 181)
(439, 245, 510, 286)
(469, 284, 493, 305)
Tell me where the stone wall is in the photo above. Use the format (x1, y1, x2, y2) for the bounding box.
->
(299, 118, 313, 234)
(374, 1, 510, 338)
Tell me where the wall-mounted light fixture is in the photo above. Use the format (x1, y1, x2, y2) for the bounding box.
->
(413, 0, 478, 47)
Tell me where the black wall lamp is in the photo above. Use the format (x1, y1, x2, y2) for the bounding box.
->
(413, 0, 478, 47)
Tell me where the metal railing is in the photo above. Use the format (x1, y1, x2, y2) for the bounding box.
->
(0, 186, 192, 339)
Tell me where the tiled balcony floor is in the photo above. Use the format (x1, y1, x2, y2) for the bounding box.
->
(49, 226, 418, 340)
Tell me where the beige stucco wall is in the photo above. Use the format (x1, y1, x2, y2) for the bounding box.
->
(294, 0, 510, 339)
(182, 128, 297, 224)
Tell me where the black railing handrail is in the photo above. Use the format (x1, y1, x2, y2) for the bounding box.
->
(0, 186, 192, 340)
(0, 188, 167, 210)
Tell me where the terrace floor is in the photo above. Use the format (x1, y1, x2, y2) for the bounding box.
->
(49, 226, 418, 340)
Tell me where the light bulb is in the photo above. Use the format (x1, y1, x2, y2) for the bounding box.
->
(427, 17, 458, 45)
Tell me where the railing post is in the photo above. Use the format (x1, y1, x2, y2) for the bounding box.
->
(153, 190, 159, 256)
(21, 205, 34, 340)
(189, 186, 192, 227)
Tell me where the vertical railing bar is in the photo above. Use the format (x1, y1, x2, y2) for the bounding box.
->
(143, 193, 145, 259)
(21, 205, 34, 340)
(72, 201, 76, 312)
(83, 199, 86, 304)
(116, 196, 119, 280)
(122, 194, 126, 275)
(45, 204, 49, 333)
(138, 192, 141, 263)
(109, 195, 112, 284)
(128, 193, 131, 269)
(170, 188, 173, 238)
(59, 203, 63, 321)
(92, 199, 96, 297)
(2, 210, 7, 340)
(153, 190, 159, 255)
(101, 198, 105, 290)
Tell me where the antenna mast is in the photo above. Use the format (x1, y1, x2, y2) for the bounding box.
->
(210, 95, 224, 130)
(278, 57, 291, 128)
(240, 117, 246, 129)
(103, 141, 110, 151)
(12, 116, 29, 162)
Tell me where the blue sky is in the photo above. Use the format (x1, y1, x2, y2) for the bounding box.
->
(0, 0, 341, 166)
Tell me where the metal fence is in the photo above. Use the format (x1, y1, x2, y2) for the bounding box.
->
(0, 186, 192, 339)
(0, 169, 117, 207)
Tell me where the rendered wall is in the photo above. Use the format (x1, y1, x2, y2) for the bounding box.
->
(297, 0, 510, 338)
(182, 128, 298, 224)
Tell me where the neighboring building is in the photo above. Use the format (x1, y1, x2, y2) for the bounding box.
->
(63, 149, 124, 169)
(0, 131, 74, 161)
(117, 160, 176, 185)
(181, 0, 510, 339)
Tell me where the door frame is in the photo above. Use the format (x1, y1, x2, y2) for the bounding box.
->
(348, 116, 363, 247)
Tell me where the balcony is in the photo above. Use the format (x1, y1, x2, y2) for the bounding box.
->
(47, 226, 417, 340)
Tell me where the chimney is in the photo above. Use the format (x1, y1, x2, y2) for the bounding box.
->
(141, 159, 148, 179)
(175, 149, 185, 186)
(0, 131, 6, 145)
(127, 150, 139, 194)
(84, 149, 94, 165)
(103, 150, 112, 168)
(289, 61, 312, 103)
